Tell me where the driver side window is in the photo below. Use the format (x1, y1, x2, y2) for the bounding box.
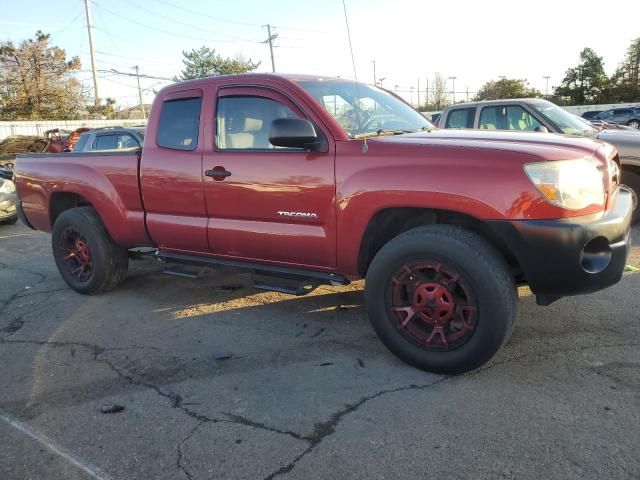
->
(216, 96, 300, 150)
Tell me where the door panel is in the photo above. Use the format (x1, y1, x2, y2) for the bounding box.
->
(140, 90, 209, 252)
(202, 86, 337, 268)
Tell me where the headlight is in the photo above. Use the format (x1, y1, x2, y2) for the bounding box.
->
(524, 158, 605, 210)
(0, 179, 16, 194)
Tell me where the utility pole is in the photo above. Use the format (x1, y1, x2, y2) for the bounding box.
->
(83, 0, 100, 107)
(372, 60, 376, 85)
(426, 77, 429, 106)
(417, 78, 420, 108)
(133, 66, 146, 119)
(543, 75, 550, 97)
(262, 24, 278, 72)
(449, 76, 457, 103)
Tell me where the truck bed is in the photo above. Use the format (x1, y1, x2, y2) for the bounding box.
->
(14, 150, 149, 247)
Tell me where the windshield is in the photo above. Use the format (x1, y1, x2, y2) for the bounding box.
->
(531, 101, 597, 137)
(296, 80, 433, 138)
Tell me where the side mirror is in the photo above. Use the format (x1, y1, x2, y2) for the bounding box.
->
(269, 118, 328, 152)
(534, 126, 549, 133)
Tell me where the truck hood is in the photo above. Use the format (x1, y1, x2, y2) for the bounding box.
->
(369, 129, 603, 161)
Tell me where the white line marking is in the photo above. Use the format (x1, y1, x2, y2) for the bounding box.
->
(0, 233, 37, 240)
(0, 412, 110, 480)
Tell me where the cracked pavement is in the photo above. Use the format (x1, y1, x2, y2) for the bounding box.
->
(1, 222, 639, 480)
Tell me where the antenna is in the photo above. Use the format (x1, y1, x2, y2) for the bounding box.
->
(342, 0, 367, 150)
(342, 0, 358, 85)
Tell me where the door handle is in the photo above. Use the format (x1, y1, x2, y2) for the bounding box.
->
(205, 167, 231, 179)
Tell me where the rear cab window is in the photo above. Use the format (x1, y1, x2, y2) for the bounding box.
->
(157, 95, 202, 150)
(444, 108, 476, 129)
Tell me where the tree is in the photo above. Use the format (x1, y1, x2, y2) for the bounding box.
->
(474, 78, 541, 101)
(419, 73, 450, 111)
(175, 47, 260, 81)
(554, 48, 610, 105)
(0, 31, 85, 120)
(86, 97, 117, 119)
(611, 37, 640, 102)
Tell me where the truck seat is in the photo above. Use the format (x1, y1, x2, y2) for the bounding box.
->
(226, 117, 263, 149)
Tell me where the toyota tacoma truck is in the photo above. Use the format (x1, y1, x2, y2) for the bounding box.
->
(14, 74, 634, 374)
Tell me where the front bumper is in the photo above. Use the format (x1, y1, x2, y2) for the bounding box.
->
(488, 186, 633, 298)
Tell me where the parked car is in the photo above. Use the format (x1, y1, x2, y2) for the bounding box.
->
(73, 127, 145, 152)
(44, 128, 92, 152)
(0, 166, 17, 225)
(439, 98, 640, 223)
(14, 74, 633, 374)
(594, 108, 640, 129)
(581, 110, 601, 120)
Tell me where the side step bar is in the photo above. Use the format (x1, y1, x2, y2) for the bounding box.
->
(155, 251, 350, 296)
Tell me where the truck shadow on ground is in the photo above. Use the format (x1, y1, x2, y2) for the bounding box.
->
(2, 257, 640, 424)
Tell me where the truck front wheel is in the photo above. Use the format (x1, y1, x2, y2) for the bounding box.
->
(52, 207, 128, 294)
(365, 225, 517, 375)
(622, 170, 640, 224)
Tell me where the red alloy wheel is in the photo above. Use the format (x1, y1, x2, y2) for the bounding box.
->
(387, 262, 478, 351)
(59, 228, 93, 282)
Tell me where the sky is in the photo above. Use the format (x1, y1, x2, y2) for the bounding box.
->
(1, 0, 639, 108)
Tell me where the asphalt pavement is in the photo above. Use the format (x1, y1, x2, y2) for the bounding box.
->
(1, 222, 639, 480)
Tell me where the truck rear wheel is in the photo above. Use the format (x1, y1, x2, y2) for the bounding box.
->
(52, 207, 128, 294)
(364, 225, 517, 375)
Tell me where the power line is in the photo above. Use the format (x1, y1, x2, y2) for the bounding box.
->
(98, 68, 173, 82)
(94, 50, 176, 67)
(94, 2, 262, 44)
(153, 0, 331, 34)
(52, 11, 83, 37)
(126, 0, 258, 41)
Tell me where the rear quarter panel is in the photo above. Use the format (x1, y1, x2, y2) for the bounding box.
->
(15, 152, 148, 247)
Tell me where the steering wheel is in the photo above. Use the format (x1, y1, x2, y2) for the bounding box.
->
(362, 118, 383, 131)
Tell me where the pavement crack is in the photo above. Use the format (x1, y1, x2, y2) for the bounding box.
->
(0, 264, 50, 337)
(264, 376, 449, 479)
(221, 413, 305, 441)
(176, 421, 204, 480)
(95, 353, 220, 424)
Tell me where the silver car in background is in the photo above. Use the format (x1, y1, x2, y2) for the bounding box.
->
(595, 108, 640, 129)
(0, 167, 17, 225)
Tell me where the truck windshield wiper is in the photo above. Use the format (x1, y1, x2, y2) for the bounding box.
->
(352, 129, 411, 139)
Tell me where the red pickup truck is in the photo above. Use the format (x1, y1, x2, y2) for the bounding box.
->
(14, 74, 633, 374)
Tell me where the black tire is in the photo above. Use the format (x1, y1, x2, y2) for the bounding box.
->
(622, 170, 640, 225)
(1, 216, 18, 225)
(52, 206, 128, 294)
(364, 225, 517, 375)
(627, 119, 640, 129)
